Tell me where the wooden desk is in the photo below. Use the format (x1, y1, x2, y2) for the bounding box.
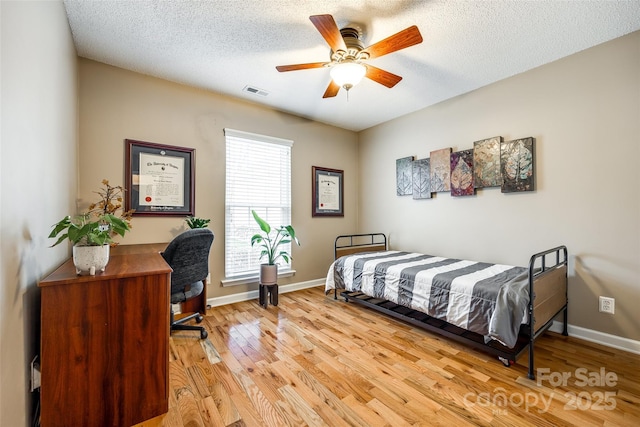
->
(111, 242, 209, 315)
(110, 242, 167, 255)
(39, 250, 172, 427)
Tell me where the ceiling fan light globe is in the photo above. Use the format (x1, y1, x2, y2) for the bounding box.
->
(330, 62, 366, 90)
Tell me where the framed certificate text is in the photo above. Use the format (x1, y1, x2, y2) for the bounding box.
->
(125, 139, 195, 216)
(312, 166, 344, 217)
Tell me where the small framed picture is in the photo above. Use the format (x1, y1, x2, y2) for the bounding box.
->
(312, 166, 344, 217)
(125, 139, 195, 216)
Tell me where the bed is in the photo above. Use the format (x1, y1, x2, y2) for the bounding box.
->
(325, 233, 568, 379)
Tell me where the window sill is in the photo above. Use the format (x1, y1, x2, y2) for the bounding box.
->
(221, 270, 296, 287)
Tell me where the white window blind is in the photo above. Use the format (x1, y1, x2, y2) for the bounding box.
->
(224, 128, 293, 281)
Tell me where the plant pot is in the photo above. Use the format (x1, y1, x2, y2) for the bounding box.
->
(73, 244, 110, 275)
(259, 264, 278, 285)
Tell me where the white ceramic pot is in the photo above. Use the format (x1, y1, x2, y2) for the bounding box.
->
(259, 264, 278, 285)
(73, 244, 110, 275)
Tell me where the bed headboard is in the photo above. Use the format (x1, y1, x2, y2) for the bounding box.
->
(334, 233, 387, 259)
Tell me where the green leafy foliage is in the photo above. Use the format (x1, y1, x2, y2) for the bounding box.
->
(49, 213, 130, 247)
(185, 217, 211, 229)
(250, 210, 300, 265)
(49, 179, 133, 247)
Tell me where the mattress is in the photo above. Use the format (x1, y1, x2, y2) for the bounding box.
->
(325, 251, 530, 348)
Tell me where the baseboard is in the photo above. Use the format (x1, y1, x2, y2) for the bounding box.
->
(206, 278, 325, 308)
(549, 321, 640, 355)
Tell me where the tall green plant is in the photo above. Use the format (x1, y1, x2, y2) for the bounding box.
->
(250, 210, 300, 265)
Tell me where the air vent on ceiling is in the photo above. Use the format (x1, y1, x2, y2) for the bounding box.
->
(242, 85, 269, 97)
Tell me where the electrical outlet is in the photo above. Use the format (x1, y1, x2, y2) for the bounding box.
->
(599, 296, 615, 314)
(30, 356, 41, 391)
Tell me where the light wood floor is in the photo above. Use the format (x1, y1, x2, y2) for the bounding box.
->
(136, 286, 640, 427)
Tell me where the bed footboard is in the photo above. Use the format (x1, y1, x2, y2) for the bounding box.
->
(527, 245, 569, 379)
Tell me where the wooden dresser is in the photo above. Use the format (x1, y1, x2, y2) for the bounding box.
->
(38, 249, 172, 427)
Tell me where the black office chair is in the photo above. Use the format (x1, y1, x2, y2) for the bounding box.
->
(161, 228, 214, 339)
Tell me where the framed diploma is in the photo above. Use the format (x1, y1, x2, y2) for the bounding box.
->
(312, 166, 344, 217)
(125, 139, 195, 216)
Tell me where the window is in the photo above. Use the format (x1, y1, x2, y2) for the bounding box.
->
(224, 128, 293, 283)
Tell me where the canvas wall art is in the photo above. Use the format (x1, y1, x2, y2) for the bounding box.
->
(396, 156, 415, 196)
(473, 136, 502, 188)
(430, 148, 452, 192)
(450, 149, 475, 197)
(412, 158, 431, 199)
(501, 137, 535, 192)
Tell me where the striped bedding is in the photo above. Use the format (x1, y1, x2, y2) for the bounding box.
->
(325, 251, 530, 348)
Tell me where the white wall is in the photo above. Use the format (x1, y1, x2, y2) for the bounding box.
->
(0, 1, 78, 425)
(358, 31, 640, 341)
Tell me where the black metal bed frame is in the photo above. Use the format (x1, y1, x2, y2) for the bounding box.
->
(333, 233, 387, 260)
(333, 234, 568, 379)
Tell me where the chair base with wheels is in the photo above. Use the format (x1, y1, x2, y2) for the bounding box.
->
(170, 279, 208, 339)
(170, 310, 208, 339)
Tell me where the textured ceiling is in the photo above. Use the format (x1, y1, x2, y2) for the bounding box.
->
(63, 0, 640, 132)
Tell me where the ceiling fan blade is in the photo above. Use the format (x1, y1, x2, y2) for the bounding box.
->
(309, 14, 347, 53)
(365, 65, 403, 88)
(276, 62, 328, 72)
(322, 80, 340, 98)
(363, 25, 423, 60)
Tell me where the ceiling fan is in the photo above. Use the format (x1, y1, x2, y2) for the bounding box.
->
(276, 14, 423, 98)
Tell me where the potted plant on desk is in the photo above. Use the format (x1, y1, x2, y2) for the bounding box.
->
(49, 180, 133, 275)
(250, 210, 300, 285)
